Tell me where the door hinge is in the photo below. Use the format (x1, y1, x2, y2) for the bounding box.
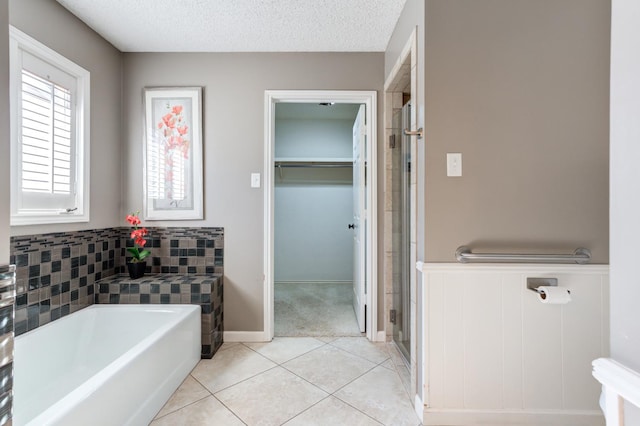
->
(389, 134, 396, 149)
(390, 309, 397, 324)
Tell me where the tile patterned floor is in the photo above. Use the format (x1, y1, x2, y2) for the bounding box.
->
(274, 283, 362, 337)
(150, 337, 421, 426)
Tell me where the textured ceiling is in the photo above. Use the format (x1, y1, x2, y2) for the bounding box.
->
(56, 0, 408, 52)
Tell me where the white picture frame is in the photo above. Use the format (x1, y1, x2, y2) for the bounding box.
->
(143, 87, 203, 220)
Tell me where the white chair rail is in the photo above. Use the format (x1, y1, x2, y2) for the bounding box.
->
(592, 358, 640, 426)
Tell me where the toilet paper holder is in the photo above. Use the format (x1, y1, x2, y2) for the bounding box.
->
(526, 277, 568, 294)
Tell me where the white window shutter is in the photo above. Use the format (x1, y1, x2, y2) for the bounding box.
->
(10, 26, 90, 225)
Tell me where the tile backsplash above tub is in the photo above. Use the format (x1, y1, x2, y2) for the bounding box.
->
(11, 228, 122, 334)
(120, 227, 224, 275)
(10, 227, 224, 335)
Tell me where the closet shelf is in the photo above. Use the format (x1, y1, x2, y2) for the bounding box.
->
(274, 157, 352, 163)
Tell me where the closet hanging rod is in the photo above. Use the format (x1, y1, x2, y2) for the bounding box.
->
(455, 246, 592, 264)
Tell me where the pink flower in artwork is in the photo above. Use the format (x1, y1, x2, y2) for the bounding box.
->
(162, 113, 176, 129)
(167, 136, 184, 149)
(156, 103, 191, 203)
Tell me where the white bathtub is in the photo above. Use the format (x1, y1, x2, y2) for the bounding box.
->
(14, 304, 201, 426)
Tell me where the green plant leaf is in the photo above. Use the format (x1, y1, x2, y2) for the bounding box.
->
(127, 247, 140, 259)
(138, 250, 151, 261)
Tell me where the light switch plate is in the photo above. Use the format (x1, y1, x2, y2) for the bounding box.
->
(447, 153, 462, 177)
(251, 173, 261, 188)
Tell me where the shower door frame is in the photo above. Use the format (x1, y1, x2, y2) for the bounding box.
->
(263, 90, 379, 342)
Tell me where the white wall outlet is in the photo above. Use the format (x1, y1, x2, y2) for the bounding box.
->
(251, 173, 261, 188)
(447, 153, 462, 177)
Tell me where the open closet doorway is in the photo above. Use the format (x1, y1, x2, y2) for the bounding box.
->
(273, 103, 361, 337)
(264, 91, 378, 342)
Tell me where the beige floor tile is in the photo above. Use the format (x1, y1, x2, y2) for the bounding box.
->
(275, 282, 361, 337)
(334, 366, 420, 426)
(155, 338, 421, 426)
(155, 375, 210, 418)
(380, 359, 395, 370)
(315, 336, 338, 343)
(396, 363, 411, 397)
(245, 337, 325, 364)
(283, 345, 376, 393)
(284, 396, 382, 426)
(329, 337, 390, 364)
(191, 344, 276, 393)
(216, 366, 328, 426)
(218, 342, 241, 352)
(150, 395, 244, 426)
(387, 342, 410, 369)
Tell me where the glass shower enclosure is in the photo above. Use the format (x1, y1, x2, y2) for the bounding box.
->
(391, 101, 412, 362)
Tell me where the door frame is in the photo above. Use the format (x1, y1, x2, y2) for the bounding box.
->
(263, 90, 378, 341)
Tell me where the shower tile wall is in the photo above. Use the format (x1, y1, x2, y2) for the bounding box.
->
(10, 226, 224, 336)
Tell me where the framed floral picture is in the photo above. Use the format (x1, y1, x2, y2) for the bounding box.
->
(143, 87, 203, 220)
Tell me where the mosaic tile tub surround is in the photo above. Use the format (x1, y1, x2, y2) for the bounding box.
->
(96, 274, 223, 358)
(0, 265, 15, 426)
(121, 227, 224, 275)
(10, 227, 224, 338)
(11, 228, 122, 334)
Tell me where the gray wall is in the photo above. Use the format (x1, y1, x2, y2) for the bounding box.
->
(275, 118, 354, 283)
(610, 0, 640, 374)
(423, 0, 610, 263)
(122, 52, 384, 332)
(0, 0, 8, 264)
(275, 119, 354, 159)
(9, 0, 123, 235)
(275, 173, 354, 282)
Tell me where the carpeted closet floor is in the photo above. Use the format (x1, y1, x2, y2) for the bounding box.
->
(275, 282, 362, 337)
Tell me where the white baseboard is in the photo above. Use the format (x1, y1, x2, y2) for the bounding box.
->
(415, 395, 424, 423)
(376, 331, 386, 342)
(224, 331, 271, 343)
(422, 409, 604, 426)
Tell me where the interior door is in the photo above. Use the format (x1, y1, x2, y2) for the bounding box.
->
(352, 105, 366, 333)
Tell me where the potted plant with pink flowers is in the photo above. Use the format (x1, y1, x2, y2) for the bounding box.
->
(125, 211, 150, 279)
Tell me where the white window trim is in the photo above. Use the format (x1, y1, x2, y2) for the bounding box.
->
(9, 26, 90, 226)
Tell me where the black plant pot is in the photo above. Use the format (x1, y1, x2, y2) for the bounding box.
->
(127, 261, 147, 280)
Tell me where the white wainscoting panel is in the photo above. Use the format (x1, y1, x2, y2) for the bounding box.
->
(419, 263, 609, 425)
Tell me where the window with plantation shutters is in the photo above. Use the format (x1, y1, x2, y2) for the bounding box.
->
(10, 27, 90, 225)
(21, 69, 74, 198)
